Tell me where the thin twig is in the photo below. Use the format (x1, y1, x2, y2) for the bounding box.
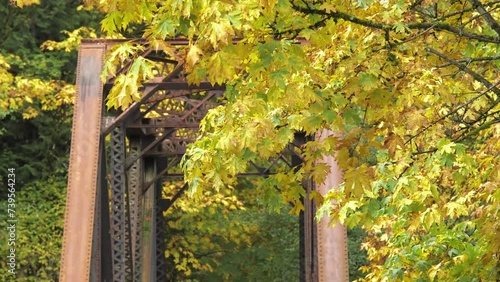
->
(426, 47, 500, 97)
(468, 0, 500, 36)
(436, 55, 500, 68)
(405, 80, 500, 144)
(455, 116, 500, 142)
(395, 25, 436, 45)
(412, 148, 438, 156)
(434, 0, 500, 22)
(291, 1, 500, 43)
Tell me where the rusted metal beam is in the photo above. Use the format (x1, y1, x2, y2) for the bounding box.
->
(127, 138, 144, 281)
(102, 63, 185, 136)
(109, 127, 134, 281)
(139, 156, 169, 281)
(90, 137, 113, 282)
(294, 133, 318, 282)
(315, 130, 349, 282)
(60, 42, 106, 282)
(142, 156, 181, 195)
(124, 129, 175, 170)
(141, 157, 157, 282)
(126, 121, 200, 129)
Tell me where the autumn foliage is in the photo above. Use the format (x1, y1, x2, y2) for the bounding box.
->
(82, 0, 500, 280)
(4, 0, 500, 280)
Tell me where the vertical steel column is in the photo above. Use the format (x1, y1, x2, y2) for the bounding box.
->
(128, 138, 144, 281)
(155, 158, 169, 280)
(110, 127, 134, 281)
(60, 43, 105, 282)
(303, 178, 317, 282)
(141, 155, 168, 282)
(91, 149, 103, 282)
(294, 133, 318, 282)
(91, 137, 113, 282)
(100, 137, 114, 281)
(141, 157, 157, 282)
(315, 130, 349, 282)
(90, 137, 112, 282)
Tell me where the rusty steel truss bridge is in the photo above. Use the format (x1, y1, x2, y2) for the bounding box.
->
(59, 39, 348, 282)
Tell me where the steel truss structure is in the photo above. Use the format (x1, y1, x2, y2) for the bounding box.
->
(60, 39, 347, 282)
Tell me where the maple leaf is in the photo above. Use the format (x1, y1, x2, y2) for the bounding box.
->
(383, 132, 405, 158)
(186, 44, 203, 70)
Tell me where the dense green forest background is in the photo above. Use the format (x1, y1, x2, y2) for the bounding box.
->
(0, 1, 367, 280)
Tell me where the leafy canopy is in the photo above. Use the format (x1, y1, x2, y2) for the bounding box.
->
(85, 0, 498, 280)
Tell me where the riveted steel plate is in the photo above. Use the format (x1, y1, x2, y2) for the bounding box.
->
(315, 130, 349, 282)
(60, 43, 106, 282)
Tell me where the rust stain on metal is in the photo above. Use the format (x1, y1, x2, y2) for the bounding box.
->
(59, 43, 106, 282)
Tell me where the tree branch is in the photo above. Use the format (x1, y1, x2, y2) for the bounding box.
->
(405, 80, 500, 144)
(434, 0, 500, 21)
(409, 0, 425, 11)
(290, 2, 389, 30)
(395, 25, 436, 45)
(274, 17, 329, 38)
(426, 47, 500, 97)
(408, 22, 499, 43)
(412, 148, 438, 156)
(290, 1, 500, 44)
(455, 116, 500, 142)
(468, 0, 500, 36)
(436, 55, 500, 68)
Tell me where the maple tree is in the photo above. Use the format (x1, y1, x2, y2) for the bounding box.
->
(84, 0, 500, 280)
